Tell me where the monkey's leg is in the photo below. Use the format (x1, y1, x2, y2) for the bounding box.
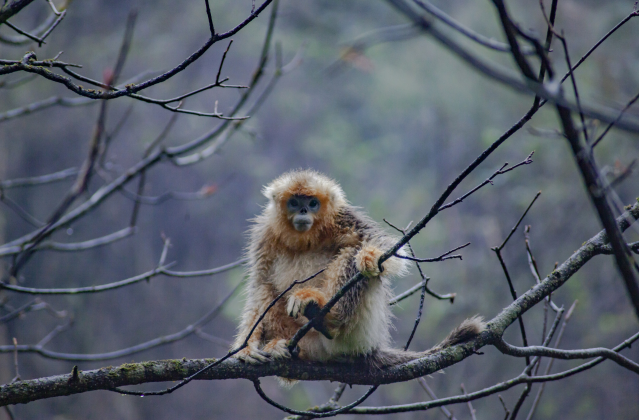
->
(262, 339, 290, 359)
(233, 308, 272, 364)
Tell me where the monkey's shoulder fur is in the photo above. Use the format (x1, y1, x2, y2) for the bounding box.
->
(233, 170, 484, 368)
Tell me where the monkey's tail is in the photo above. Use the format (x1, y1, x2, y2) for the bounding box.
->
(368, 315, 486, 368)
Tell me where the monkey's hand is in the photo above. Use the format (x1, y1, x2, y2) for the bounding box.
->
(287, 288, 335, 339)
(234, 343, 271, 364)
(287, 288, 328, 319)
(356, 245, 384, 277)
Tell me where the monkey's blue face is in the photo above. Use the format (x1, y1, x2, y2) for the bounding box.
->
(287, 195, 321, 232)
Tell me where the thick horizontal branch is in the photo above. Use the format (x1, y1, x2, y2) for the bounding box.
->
(3, 328, 638, 408)
(2, 203, 637, 406)
(0, 342, 484, 407)
(344, 330, 639, 415)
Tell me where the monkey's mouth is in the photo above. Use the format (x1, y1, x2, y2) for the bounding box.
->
(294, 221, 312, 232)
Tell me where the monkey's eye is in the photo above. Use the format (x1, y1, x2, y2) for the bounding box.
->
(309, 198, 320, 210)
(287, 198, 300, 210)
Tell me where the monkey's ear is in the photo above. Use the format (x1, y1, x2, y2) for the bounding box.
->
(261, 185, 275, 201)
(327, 184, 347, 208)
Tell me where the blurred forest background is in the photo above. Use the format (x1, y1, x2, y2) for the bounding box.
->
(1, 0, 638, 419)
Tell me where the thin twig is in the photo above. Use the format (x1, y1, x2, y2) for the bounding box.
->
(525, 300, 577, 420)
(460, 383, 477, 420)
(414, 0, 534, 54)
(395, 242, 470, 263)
(417, 377, 458, 420)
(492, 192, 542, 368)
(204, 0, 215, 36)
(11, 338, 20, 383)
(0, 282, 241, 361)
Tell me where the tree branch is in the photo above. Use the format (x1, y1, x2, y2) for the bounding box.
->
(3, 202, 636, 407)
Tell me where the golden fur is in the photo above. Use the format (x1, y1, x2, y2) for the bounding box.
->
(233, 170, 484, 368)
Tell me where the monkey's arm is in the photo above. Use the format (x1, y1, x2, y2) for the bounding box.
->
(287, 245, 374, 337)
(323, 245, 390, 327)
(321, 239, 408, 333)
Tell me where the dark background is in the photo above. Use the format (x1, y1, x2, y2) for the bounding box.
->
(1, 0, 638, 418)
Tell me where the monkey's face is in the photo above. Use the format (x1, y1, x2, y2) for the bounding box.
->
(286, 195, 321, 232)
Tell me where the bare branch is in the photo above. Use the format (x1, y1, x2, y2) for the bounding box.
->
(254, 379, 378, 418)
(0, 1, 276, 100)
(389, 282, 428, 305)
(110, 266, 324, 397)
(460, 384, 477, 420)
(0, 227, 136, 257)
(3, 326, 637, 408)
(0, 0, 37, 25)
(592, 90, 639, 149)
(418, 377, 458, 420)
(413, 0, 534, 54)
(396, 242, 470, 263)
(495, 339, 639, 374)
(0, 70, 168, 123)
(161, 258, 246, 278)
(0, 299, 66, 323)
(492, 192, 542, 367)
(0, 255, 247, 293)
(525, 300, 577, 420)
(439, 153, 535, 212)
(204, 0, 215, 36)
(0, 191, 44, 227)
(382, 0, 639, 134)
(0, 168, 78, 190)
(0, 281, 241, 361)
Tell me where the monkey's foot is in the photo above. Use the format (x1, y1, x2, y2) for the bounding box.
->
(234, 344, 271, 364)
(286, 288, 327, 319)
(263, 339, 291, 360)
(356, 245, 384, 277)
